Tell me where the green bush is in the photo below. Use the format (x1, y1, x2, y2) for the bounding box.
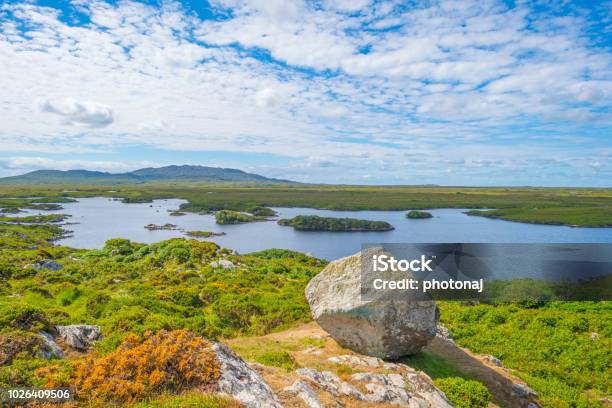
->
(435, 377, 492, 408)
(440, 301, 611, 407)
(254, 351, 298, 371)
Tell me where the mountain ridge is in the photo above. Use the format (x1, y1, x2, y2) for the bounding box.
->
(0, 165, 294, 185)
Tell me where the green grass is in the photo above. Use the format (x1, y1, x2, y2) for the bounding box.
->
(401, 351, 467, 379)
(466, 207, 612, 227)
(132, 392, 241, 408)
(254, 351, 298, 371)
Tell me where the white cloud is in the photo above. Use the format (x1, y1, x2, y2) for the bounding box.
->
(0, 157, 150, 173)
(0, 0, 609, 184)
(254, 88, 281, 107)
(38, 98, 114, 128)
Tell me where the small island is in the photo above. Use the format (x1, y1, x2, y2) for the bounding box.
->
(278, 215, 394, 231)
(144, 223, 178, 230)
(169, 210, 186, 216)
(0, 214, 68, 224)
(185, 230, 226, 238)
(215, 210, 270, 224)
(406, 210, 433, 219)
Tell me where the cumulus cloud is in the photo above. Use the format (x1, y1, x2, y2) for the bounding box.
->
(0, 0, 609, 185)
(38, 98, 114, 128)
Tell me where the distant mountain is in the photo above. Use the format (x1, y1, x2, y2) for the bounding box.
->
(0, 165, 294, 185)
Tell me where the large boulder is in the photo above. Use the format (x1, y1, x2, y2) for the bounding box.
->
(305, 250, 438, 359)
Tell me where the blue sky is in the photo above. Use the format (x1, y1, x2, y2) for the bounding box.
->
(0, 0, 610, 186)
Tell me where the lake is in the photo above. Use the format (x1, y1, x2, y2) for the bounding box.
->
(20, 197, 612, 260)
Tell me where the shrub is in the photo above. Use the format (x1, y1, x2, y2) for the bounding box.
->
(72, 330, 220, 405)
(0, 331, 44, 365)
(435, 377, 492, 408)
(0, 305, 52, 333)
(254, 351, 297, 371)
(104, 238, 137, 256)
(0, 356, 48, 388)
(56, 285, 82, 306)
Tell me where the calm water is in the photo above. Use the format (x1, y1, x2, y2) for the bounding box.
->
(20, 197, 612, 260)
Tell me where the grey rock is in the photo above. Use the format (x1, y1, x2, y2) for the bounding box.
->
(56, 325, 102, 351)
(327, 354, 382, 367)
(213, 342, 282, 408)
(33, 260, 63, 271)
(483, 354, 504, 367)
(37, 331, 64, 359)
(305, 250, 439, 359)
(297, 368, 364, 399)
(351, 371, 452, 407)
(436, 325, 454, 343)
(283, 380, 324, 408)
(210, 259, 235, 269)
(511, 383, 538, 398)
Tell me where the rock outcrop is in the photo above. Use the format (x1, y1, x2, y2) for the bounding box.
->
(297, 368, 365, 399)
(56, 325, 102, 351)
(295, 362, 453, 407)
(305, 250, 439, 359)
(32, 259, 63, 271)
(210, 259, 236, 269)
(283, 380, 324, 408)
(213, 342, 283, 408)
(38, 331, 64, 359)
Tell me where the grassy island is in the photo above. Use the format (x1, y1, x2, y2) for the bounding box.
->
(0, 214, 68, 224)
(215, 209, 272, 224)
(407, 210, 433, 219)
(185, 231, 226, 237)
(278, 215, 394, 231)
(144, 223, 178, 230)
(215, 210, 256, 224)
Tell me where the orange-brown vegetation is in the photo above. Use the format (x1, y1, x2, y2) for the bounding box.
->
(70, 330, 220, 405)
